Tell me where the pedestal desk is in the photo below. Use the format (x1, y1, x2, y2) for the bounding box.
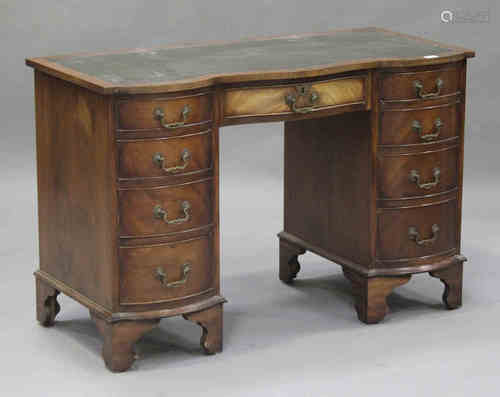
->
(26, 28, 475, 372)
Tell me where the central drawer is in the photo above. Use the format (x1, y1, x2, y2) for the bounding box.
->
(119, 179, 213, 238)
(119, 235, 214, 305)
(223, 76, 366, 120)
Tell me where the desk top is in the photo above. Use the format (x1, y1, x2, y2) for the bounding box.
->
(26, 27, 474, 95)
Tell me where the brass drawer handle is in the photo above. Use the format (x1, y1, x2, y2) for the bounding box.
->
(153, 149, 191, 174)
(409, 167, 440, 190)
(153, 201, 191, 225)
(408, 224, 440, 246)
(155, 263, 191, 288)
(412, 118, 443, 141)
(413, 78, 443, 99)
(154, 104, 191, 129)
(285, 85, 319, 114)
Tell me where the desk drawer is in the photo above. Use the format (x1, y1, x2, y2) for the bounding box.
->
(378, 146, 458, 200)
(378, 199, 457, 261)
(119, 180, 212, 237)
(119, 236, 213, 305)
(118, 132, 212, 180)
(380, 102, 459, 146)
(117, 92, 212, 131)
(381, 67, 459, 102)
(223, 76, 366, 119)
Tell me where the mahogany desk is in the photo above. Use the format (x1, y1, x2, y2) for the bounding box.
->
(26, 28, 475, 372)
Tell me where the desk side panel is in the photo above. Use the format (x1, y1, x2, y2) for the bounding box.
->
(35, 71, 118, 310)
(284, 112, 373, 267)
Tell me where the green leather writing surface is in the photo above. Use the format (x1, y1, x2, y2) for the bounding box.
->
(47, 29, 456, 86)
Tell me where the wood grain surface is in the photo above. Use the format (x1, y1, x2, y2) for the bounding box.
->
(380, 100, 459, 146)
(119, 236, 214, 305)
(117, 92, 212, 131)
(118, 131, 212, 180)
(377, 145, 458, 199)
(34, 71, 118, 310)
(377, 199, 458, 262)
(380, 65, 459, 101)
(223, 76, 365, 118)
(118, 179, 213, 238)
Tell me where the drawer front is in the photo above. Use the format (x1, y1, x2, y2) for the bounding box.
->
(118, 132, 212, 180)
(117, 92, 212, 131)
(380, 102, 459, 146)
(119, 236, 213, 305)
(223, 76, 366, 119)
(378, 146, 458, 200)
(381, 67, 459, 101)
(378, 200, 457, 261)
(119, 180, 212, 237)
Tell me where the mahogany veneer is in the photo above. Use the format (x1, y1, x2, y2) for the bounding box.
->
(117, 131, 212, 181)
(116, 92, 213, 131)
(27, 27, 474, 371)
(118, 179, 213, 237)
(380, 65, 460, 101)
(223, 76, 367, 119)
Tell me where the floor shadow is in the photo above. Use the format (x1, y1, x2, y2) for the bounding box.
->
(45, 246, 497, 371)
(46, 270, 365, 369)
(50, 315, 216, 370)
(220, 268, 445, 342)
(51, 318, 102, 359)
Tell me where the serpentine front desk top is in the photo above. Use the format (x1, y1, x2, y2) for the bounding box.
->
(26, 27, 474, 372)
